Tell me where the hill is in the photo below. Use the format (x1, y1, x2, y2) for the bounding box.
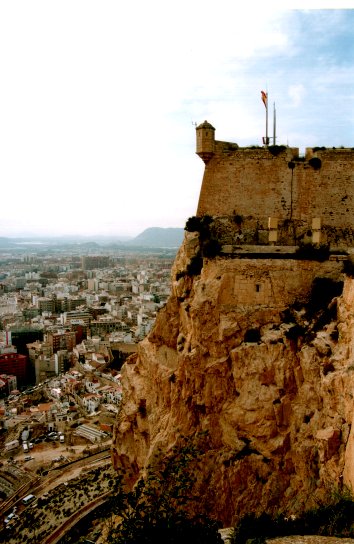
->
(130, 227, 184, 247)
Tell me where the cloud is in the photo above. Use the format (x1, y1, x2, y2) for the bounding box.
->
(0, 4, 353, 236)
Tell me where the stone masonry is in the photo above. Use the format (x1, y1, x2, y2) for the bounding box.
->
(196, 122, 354, 250)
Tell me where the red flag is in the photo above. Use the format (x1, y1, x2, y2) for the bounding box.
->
(261, 90, 267, 108)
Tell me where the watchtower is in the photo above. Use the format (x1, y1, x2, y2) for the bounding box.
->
(196, 120, 215, 164)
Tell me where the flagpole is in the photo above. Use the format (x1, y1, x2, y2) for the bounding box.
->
(273, 102, 276, 145)
(265, 95, 268, 145)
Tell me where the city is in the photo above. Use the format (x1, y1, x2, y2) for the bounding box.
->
(0, 241, 176, 541)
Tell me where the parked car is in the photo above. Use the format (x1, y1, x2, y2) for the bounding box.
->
(4, 512, 18, 525)
(22, 494, 36, 505)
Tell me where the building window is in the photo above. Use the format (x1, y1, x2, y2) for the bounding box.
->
(255, 284, 261, 292)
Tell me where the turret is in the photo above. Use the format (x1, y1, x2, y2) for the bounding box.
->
(196, 120, 215, 164)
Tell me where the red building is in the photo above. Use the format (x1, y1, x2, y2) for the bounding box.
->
(0, 352, 28, 384)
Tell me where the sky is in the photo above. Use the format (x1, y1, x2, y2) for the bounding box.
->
(0, 1, 354, 238)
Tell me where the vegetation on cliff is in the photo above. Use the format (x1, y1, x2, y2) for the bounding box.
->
(231, 488, 354, 543)
(59, 460, 354, 543)
(184, 214, 354, 251)
(184, 214, 222, 260)
(112, 208, 354, 535)
(106, 435, 222, 543)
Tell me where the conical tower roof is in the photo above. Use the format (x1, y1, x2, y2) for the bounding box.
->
(196, 120, 215, 131)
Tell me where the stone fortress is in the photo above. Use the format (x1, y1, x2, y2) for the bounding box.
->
(195, 120, 354, 250)
(113, 117, 354, 526)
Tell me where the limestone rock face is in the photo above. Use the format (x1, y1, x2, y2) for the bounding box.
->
(112, 234, 354, 526)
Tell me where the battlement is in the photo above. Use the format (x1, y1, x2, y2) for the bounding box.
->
(195, 122, 354, 250)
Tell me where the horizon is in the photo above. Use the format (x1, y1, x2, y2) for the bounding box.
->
(0, 225, 185, 240)
(1, 2, 353, 238)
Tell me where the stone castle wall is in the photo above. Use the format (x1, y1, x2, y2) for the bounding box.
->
(176, 232, 343, 311)
(196, 142, 354, 240)
(112, 129, 354, 526)
(215, 258, 341, 309)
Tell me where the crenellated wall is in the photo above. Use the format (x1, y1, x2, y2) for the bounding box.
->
(196, 140, 354, 246)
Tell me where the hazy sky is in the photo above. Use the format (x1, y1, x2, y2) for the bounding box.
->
(0, 1, 353, 238)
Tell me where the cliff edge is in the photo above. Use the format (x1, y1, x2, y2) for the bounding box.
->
(112, 229, 354, 526)
(112, 126, 354, 526)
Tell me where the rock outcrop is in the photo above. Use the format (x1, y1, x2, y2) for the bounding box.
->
(112, 232, 354, 526)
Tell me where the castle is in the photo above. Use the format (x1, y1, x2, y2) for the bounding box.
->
(195, 121, 354, 251)
(112, 119, 354, 527)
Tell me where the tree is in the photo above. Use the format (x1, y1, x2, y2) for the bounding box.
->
(107, 435, 222, 544)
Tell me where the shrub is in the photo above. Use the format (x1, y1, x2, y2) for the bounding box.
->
(185, 216, 202, 232)
(176, 254, 203, 279)
(186, 255, 203, 276)
(285, 324, 306, 341)
(343, 258, 354, 277)
(231, 495, 354, 543)
(202, 238, 222, 258)
(185, 215, 213, 235)
(309, 157, 322, 170)
(231, 512, 274, 544)
(280, 308, 296, 324)
(107, 436, 223, 544)
(185, 215, 222, 259)
(308, 277, 343, 314)
(267, 145, 287, 156)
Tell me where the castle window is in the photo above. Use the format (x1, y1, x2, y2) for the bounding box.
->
(255, 284, 261, 292)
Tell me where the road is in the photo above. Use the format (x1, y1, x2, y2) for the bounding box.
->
(0, 447, 116, 543)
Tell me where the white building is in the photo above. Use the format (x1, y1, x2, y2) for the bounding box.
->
(97, 385, 122, 404)
(81, 393, 101, 413)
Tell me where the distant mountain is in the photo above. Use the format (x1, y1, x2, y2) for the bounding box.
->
(130, 227, 184, 248)
(0, 235, 130, 250)
(0, 230, 185, 251)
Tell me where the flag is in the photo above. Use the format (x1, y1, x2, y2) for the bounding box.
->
(261, 90, 268, 108)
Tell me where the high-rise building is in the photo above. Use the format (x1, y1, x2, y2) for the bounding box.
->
(81, 256, 111, 270)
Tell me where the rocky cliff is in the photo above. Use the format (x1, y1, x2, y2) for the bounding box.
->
(112, 232, 354, 527)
